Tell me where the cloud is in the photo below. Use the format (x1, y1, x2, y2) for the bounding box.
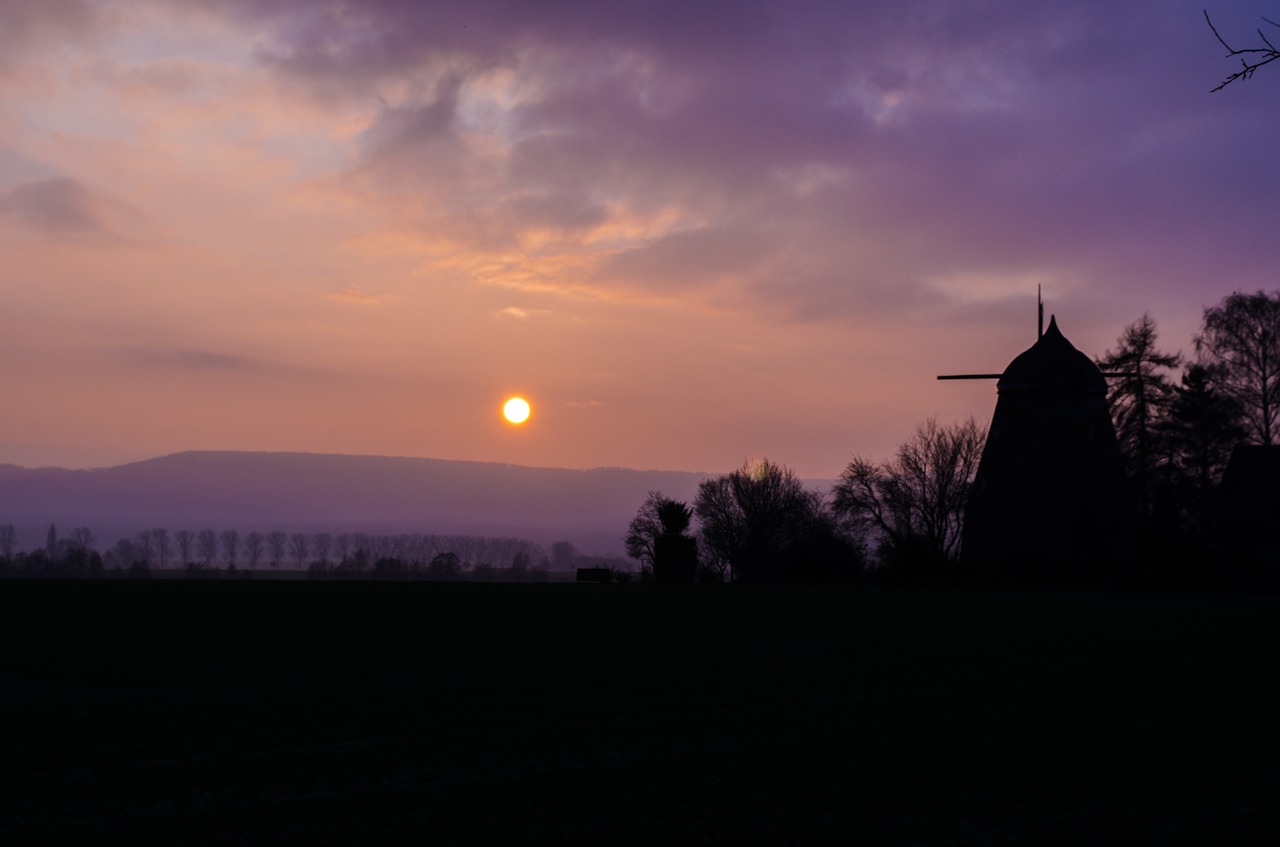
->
(128, 347, 264, 372)
(324, 285, 382, 305)
(197, 0, 1279, 327)
(0, 177, 143, 240)
(0, 0, 104, 62)
(498, 306, 528, 318)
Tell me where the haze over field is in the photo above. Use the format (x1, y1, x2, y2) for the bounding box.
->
(3, 1, 1278, 477)
(0, 450, 762, 557)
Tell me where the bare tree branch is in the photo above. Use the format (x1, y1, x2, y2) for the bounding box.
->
(1206, 10, 1280, 91)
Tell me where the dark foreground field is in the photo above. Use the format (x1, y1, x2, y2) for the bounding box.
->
(2, 582, 1279, 845)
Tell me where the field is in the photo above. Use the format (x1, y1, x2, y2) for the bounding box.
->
(3, 581, 1279, 844)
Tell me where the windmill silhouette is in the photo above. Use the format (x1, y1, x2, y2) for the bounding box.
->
(939, 290, 1134, 581)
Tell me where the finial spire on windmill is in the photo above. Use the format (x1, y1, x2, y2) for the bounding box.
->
(1038, 284, 1044, 340)
(936, 290, 1134, 382)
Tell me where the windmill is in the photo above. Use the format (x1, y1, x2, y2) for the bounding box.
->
(939, 290, 1134, 581)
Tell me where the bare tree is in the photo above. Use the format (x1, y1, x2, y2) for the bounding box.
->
(1206, 11, 1280, 91)
(221, 530, 240, 567)
(695, 459, 829, 582)
(70, 527, 96, 551)
(245, 531, 265, 569)
(134, 530, 154, 564)
(290, 532, 309, 566)
(267, 531, 287, 568)
(151, 528, 170, 569)
(335, 533, 352, 564)
(0, 524, 15, 560)
(833, 417, 986, 569)
(1194, 290, 1280, 446)
(313, 532, 332, 564)
(175, 529, 195, 567)
(624, 492, 665, 569)
(196, 529, 219, 566)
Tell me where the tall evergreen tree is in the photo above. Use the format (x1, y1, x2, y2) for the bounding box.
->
(1163, 364, 1245, 535)
(1096, 314, 1181, 521)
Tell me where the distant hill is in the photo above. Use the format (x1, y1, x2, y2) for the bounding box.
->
(0, 451, 832, 559)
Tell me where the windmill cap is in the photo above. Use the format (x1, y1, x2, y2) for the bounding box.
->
(997, 316, 1108, 395)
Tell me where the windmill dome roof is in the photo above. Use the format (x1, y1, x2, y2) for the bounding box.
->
(998, 316, 1108, 394)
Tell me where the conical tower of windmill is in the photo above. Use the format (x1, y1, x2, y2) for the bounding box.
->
(939, 291, 1133, 581)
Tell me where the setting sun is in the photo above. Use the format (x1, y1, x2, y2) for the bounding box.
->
(503, 397, 531, 424)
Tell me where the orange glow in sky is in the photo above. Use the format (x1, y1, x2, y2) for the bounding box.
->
(0, 2, 1272, 476)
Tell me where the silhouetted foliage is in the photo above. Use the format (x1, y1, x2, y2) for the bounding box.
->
(244, 531, 265, 569)
(1206, 10, 1280, 91)
(150, 528, 170, 569)
(289, 533, 308, 566)
(1164, 364, 1246, 538)
(175, 529, 194, 567)
(625, 491, 699, 583)
(313, 532, 332, 564)
(196, 529, 218, 566)
(551, 541, 578, 570)
(1096, 315, 1182, 522)
(696, 459, 857, 582)
(266, 531, 287, 568)
(1194, 290, 1280, 446)
(834, 418, 985, 576)
(0, 524, 15, 561)
(221, 529, 240, 567)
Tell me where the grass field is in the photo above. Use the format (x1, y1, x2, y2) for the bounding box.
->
(2, 581, 1279, 844)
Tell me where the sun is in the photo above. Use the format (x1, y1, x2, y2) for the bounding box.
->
(503, 396, 531, 424)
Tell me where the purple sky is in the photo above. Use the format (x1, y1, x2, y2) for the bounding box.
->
(2, 0, 1277, 476)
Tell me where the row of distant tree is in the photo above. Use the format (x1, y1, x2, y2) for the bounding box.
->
(628, 290, 1280, 584)
(0, 524, 565, 581)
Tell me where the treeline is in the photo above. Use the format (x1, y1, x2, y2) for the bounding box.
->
(627, 290, 1280, 587)
(0, 523, 558, 582)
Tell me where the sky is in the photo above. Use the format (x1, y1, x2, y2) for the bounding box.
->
(2, 0, 1278, 477)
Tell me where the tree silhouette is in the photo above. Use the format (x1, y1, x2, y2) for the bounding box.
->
(1096, 314, 1182, 522)
(1194, 290, 1280, 446)
(70, 527, 96, 553)
(1206, 11, 1280, 91)
(267, 531, 287, 568)
(174, 529, 194, 567)
(0, 524, 15, 561)
(695, 459, 835, 582)
(290, 533, 308, 566)
(1164, 364, 1246, 535)
(196, 529, 218, 567)
(428, 551, 463, 579)
(134, 530, 154, 565)
(151, 528, 170, 569)
(313, 532, 332, 564)
(221, 530, 240, 567)
(833, 417, 985, 573)
(625, 492, 699, 582)
(245, 531, 265, 569)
